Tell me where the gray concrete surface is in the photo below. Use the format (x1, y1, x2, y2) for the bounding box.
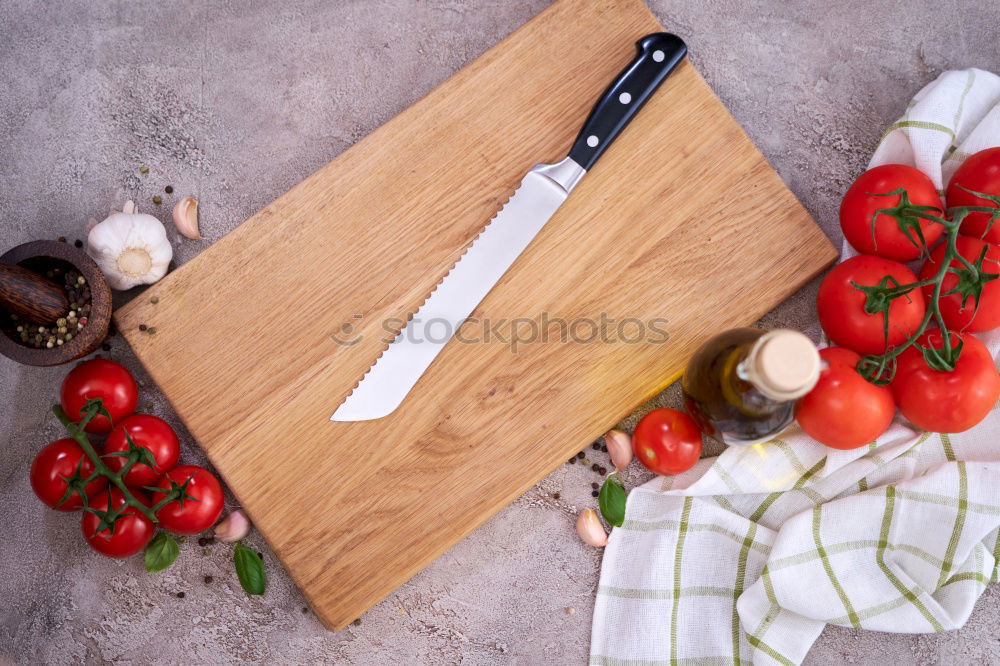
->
(1, 0, 999, 663)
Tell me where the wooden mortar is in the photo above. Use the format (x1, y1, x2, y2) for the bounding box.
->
(0, 241, 112, 366)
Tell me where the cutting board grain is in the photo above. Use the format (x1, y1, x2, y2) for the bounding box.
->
(116, 0, 836, 629)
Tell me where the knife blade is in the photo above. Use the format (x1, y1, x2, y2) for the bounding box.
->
(332, 32, 686, 421)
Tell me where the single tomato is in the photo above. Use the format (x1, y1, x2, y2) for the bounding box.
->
(817, 255, 925, 355)
(30, 438, 108, 511)
(795, 347, 895, 449)
(60, 358, 138, 434)
(103, 414, 180, 487)
(949, 147, 1000, 243)
(632, 408, 702, 476)
(891, 331, 1000, 433)
(840, 164, 944, 260)
(82, 487, 155, 558)
(919, 235, 1000, 333)
(152, 466, 224, 535)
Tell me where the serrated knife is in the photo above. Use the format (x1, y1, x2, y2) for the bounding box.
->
(332, 32, 687, 421)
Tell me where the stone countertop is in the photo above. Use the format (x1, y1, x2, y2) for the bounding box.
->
(2, 0, 998, 663)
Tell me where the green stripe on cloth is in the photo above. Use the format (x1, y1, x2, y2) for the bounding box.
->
(597, 585, 733, 600)
(940, 433, 957, 462)
(876, 487, 944, 631)
(941, 571, 990, 588)
(813, 505, 861, 627)
(670, 497, 693, 665)
(732, 522, 758, 664)
(897, 489, 1000, 515)
(764, 538, 946, 573)
(591, 657, 734, 666)
(619, 519, 770, 555)
(937, 462, 968, 588)
(750, 458, 827, 523)
(746, 635, 795, 666)
(879, 120, 957, 143)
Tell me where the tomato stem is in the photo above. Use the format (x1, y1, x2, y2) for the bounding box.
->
(855, 197, 999, 383)
(52, 402, 189, 528)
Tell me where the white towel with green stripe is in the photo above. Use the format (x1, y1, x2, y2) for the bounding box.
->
(590, 68, 1000, 666)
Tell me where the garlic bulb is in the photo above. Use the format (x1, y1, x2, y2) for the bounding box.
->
(87, 201, 173, 290)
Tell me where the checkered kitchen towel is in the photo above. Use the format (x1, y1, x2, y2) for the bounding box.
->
(590, 68, 1000, 666)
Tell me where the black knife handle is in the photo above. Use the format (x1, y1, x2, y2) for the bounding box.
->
(567, 33, 686, 171)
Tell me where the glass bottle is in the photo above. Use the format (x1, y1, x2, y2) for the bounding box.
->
(681, 328, 820, 446)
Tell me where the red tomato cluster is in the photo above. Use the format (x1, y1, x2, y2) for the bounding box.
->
(30, 358, 224, 558)
(801, 150, 1000, 448)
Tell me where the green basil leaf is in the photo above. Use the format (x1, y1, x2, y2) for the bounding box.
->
(234, 542, 266, 596)
(599, 477, 627, 527)
(145, 533, 180, 573)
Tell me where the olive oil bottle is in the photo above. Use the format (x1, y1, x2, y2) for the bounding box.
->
(682, 328, 820, 446)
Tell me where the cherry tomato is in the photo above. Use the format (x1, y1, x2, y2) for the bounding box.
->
(30, 438, 108, 511)
(81, 487, 155, 558)
(817, 255, 926, 355)
(103, 414, 180, 487)
(949, 147, 1000, 243)
(632, 408, 702, 476)
(891, 331, 1000, 433)
(840, 164, 944, 260)
(919, 235, 1000, 333)
(60, 358, 138, 434)
(152, 466, 224, 535)
(795, 347, 895, 449)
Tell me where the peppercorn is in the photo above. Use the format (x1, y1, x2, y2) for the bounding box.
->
(591, 463, 599, 472)
(152, 195, 162, 205)
(257, 551, 263, 559)
(176, 592, 185, 599)
(591, 482, 599, 490)
(165, 185, 174, 194)
(598, 466, 607, 475)
(552, 492, 560, 500)
(592, 442, 600, 450)
(204, 575, 213, 584)
(567, 457, 575, 464)
(352, 618, 361, 626)
(198, 537, 208, 547)
(576, 451, 584, 459)
(58, 236, 66, 243)
(591, 490, 599, 497)
(139, 324, 147, 331)
(139, 166, 149, 174)
(302, 607, 309, 614)
(150, 296, 159, 304)
(102, 343, 111, 352)
(74, 239, 83, 248)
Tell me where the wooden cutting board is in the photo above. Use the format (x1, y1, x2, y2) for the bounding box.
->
(116, 0, 836, 629)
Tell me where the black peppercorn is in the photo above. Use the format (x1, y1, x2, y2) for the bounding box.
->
(176, 592, 185, 599)
(204, 575, 213, 584)
(568, 457, 575, 464)
(552, 492, 560, 500)
(591, 463, 599, 472)
(591, 482, 599, 490)
(101, 343, 111, 351)
(165, 185, 174, 194)
(138, 324, 147, 331)
(74, 239, 83, 248)
(576, 451, 584, 459)
(592, 442, 600, 450)
(591, 490, 599, 497)
(598, 467, 607, 475)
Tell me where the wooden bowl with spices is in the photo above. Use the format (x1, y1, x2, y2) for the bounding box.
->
(0, 240, 112, 366)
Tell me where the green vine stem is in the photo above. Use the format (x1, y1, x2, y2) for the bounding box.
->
(53, 399, 194, 534)
(855, 193, 1000, 385)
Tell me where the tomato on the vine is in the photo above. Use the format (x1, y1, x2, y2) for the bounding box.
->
(795, 347, 895, 449)
(840, 164, 944, 260)
(891, 331, 1000, 433)
(152, 466, 224, 535)
(632, 408, 702, 476)
(949, 147, 1000, 243)
(817, 255, 926, 355)
(919, 235, 1000, 333)
(81, 487, 155, 558)
(30, 438, 107, 511)
(60, 358, 138, 433)
(103, 414, 180, 487)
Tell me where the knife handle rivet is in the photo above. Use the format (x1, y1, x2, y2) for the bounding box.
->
(586, 135, 599, 148)
(618, 92, 632, 104)
(652, 49, 665, 62)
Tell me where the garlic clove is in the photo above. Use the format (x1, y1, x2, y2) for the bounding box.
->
(605, 429, 633, 472)
(576, 508, 608, 547)
(214, 509, 251, 542)
(172, 196, 202, 239)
